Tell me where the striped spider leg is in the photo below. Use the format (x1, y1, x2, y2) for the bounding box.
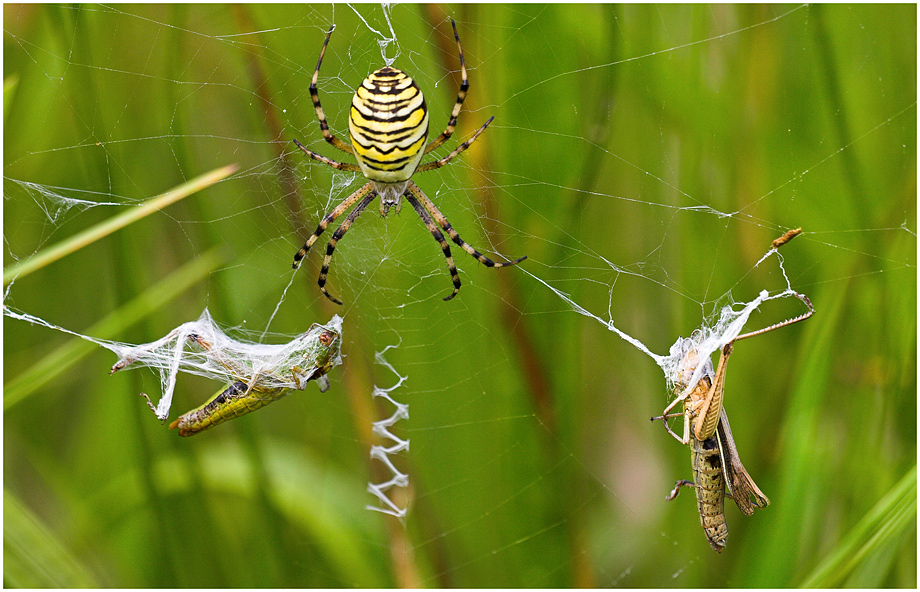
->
(291, 20, 525, 304)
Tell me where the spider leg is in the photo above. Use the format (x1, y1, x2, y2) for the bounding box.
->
(309, 25, 355, 155)
(424, 19, 469, 155)
(292, 139, 361, 173)
(404, 192, 462, 301)
(416, 116, 494, 173)
(317, 190, 377, 305)
(407, 182, 526, 268)
(293, 182, 375, 269)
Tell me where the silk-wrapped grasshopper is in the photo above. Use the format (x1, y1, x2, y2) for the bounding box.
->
(653, 290, 814, 551)
(112, 316, 342, 436)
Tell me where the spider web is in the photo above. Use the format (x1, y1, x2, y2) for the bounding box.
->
(4, 4, 916, 588)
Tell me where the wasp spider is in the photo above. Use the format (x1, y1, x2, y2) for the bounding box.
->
(292, 20, 526, 304)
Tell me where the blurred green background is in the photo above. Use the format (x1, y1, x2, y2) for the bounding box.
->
(4, 4, 915, 587)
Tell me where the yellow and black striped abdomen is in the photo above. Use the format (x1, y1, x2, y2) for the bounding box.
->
(349, 67, 429, 182)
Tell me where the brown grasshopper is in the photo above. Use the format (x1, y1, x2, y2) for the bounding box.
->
(653, 289, 814, 552)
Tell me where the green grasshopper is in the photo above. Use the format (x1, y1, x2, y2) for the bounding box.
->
(654, 290, 814, 552)
(112, 319, 342, 436)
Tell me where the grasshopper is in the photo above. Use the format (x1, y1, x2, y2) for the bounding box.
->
(112, 320, 342, 436)
(653, 289, 814, 551)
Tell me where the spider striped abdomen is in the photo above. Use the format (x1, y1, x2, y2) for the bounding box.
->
(349, 67, 429, 182)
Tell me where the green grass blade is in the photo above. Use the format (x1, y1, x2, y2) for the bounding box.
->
(4, 488, 98, 587)
(88, 440, 389, 587)
(800, 465, 917, 588)
(3, 163, 238, 285)
(4, 75, 19, 122)
(4, 247, 226, 410)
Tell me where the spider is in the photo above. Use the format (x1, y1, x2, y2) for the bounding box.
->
(291, 20, 526, 304)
